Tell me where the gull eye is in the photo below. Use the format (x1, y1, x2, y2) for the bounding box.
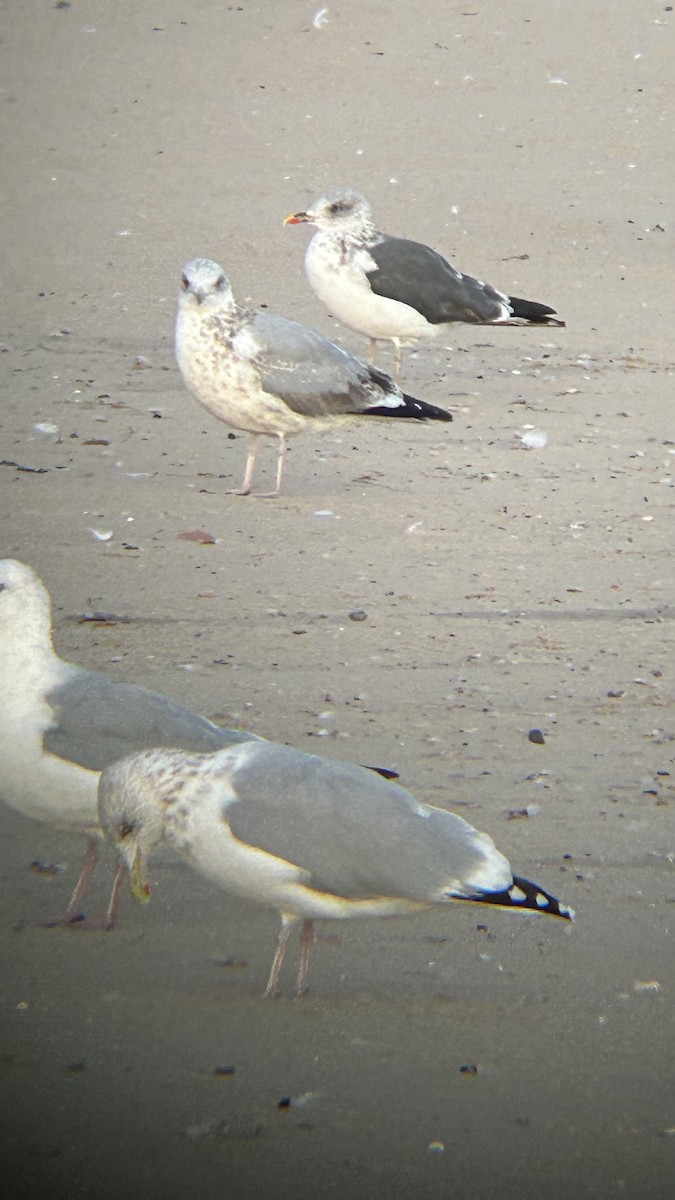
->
(328, 201, 346, 215)
(181, 273, 190, 290)
(118, 820, 136, 840)
(215, 274, 226, 290)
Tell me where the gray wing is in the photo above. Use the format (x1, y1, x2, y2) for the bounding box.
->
(367, 235, 510, 324)
(242, 310, 394, 417)
(225, 744, 510, 900)
(44, 666, 259, 771)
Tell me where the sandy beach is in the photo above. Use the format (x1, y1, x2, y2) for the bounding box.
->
(1, 3, 673, 1197)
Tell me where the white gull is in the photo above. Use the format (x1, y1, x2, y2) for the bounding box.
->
(0, 559, 259, 928)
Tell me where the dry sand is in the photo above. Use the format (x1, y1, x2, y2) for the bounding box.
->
(1, 2, 674, 1197)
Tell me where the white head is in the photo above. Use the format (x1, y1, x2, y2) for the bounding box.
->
(284, 188, 376, 238)
(0, 559, 53, 657)
(179, 258, 235, 312)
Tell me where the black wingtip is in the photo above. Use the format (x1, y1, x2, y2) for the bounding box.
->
(457, 874, 574, 921)
(363, 764, 400, 781)
(403, 394, 454, 422)
(508, 296, 565, 326)
(365, 393, 453, 423)
(364, 367, 453, 422)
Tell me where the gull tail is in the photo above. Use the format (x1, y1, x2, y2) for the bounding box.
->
(456, 874, 574, 920)
(508, 296, 566, 327)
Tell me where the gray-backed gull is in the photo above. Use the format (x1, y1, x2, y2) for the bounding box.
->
(99, 740, 573, 997)
(175, 257, 452, 498)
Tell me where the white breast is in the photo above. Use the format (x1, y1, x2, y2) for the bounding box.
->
(305, 238, 437, 343)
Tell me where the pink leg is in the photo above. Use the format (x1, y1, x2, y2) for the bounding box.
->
(63, 837, 100, 920)
(101, 857, 128, 931)
(273, 434, 287, 496)
(226, 435, 260, 496)
(31, 840, 123, 933)
(265, 913, 297, 997)
(296, 919, 315, 996)
(251, 434, 286, 499)
(227, 434, 286, 499)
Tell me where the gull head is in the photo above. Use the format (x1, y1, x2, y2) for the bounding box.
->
(180, 258, 234, 309)
(284, 187, 376, 237)
(98, 748, 192, 903)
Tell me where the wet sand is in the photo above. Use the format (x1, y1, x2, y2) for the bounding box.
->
(1, 3, 674, 1197)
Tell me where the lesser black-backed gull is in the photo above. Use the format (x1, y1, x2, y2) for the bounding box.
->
(175, 257, 452, 498)
(285, 188, 564, 374)
(99, 741, 573, 997)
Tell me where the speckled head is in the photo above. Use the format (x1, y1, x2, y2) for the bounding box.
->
(98, 747, 206, 901)
(180, 258, 235, 310)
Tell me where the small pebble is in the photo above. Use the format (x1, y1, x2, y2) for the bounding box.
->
(30, 860, 64, 875)
(348, 609, 368, 622)
(528, 728, 545, 744)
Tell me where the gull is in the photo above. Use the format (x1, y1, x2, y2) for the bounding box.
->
(284, 187, 565, 374)
(99, 741, 574, 998)
(175, 257, 452, 498)
(0, 559, 260, 928)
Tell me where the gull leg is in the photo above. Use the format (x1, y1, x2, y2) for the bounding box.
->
(226, 435, 260, 496)
(63, 837, 100, 921)
(367, 337, 378, 366)
(393, 338, 402, 378)
(27, 842, 128, 933)
(226, 434, 285, 499)
(265, 912, 297, 998)
(274, 434, 287, 496)
(296, 919, 315, 996)
(23, 837, 101, 930)
(101, 857, 128, 931)
(252, 434, 286, 500)
(58, 856, 127, 932)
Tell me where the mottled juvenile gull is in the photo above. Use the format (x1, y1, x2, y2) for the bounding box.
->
(175, 257, 452, 498)
(0, 559, 259, 928)
(285, 188, 565, 374)
(99, 741, 573, 997)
